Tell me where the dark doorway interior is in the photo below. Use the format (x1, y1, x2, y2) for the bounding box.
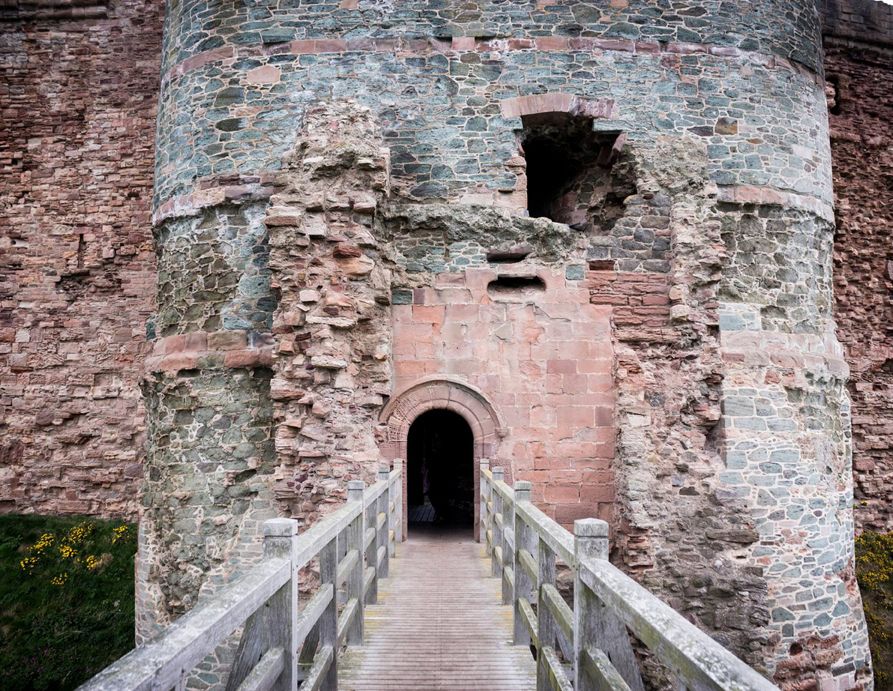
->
(407, 409, 474, 530)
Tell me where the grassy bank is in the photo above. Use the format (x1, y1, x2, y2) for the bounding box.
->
(856, 530, 893, 689)
(0, 514, 137, 690)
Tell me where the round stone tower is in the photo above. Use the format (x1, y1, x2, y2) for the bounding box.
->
(142, 1, 872, 686)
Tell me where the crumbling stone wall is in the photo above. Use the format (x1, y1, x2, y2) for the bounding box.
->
(0, 0, 162, 517)
(821, 0, 893, 535)
(140, 2, 872, 687)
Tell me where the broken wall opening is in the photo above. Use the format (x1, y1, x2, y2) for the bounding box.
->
(520, 114, 630, 230)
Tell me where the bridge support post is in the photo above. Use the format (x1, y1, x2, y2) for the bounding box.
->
(478, 458, 489, 543)
(346, 480, 366, 646)
(513, 480, 534, 647)
(261, 518, 299, 691)
(394, 458, 404, 545)
(378, 465, 391, 578)
(491, 466, 504, 577)
(574, 518, 645, 691)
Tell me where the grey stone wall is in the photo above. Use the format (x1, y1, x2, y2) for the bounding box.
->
(153, 45, 831, 209)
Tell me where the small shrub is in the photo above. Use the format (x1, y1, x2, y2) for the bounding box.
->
(855, 530, 893, 689)
(0, 514, 137, 690)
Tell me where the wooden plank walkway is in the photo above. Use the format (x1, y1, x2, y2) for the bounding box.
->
(338, 529, 537, 690)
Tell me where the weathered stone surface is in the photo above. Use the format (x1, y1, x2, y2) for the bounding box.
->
(0, 0, 163, 518)
(823, 1, 893, 537)
(0, 1, 885, 689)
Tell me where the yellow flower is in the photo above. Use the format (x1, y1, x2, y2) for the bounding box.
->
(19, 556, 39, 573)
(50, 573, 68, 586)
(85, 555, 101, 571)
(59, 545, 77, 559)
(112, 525, 130, 544)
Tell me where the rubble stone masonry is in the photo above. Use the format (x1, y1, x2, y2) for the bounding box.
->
(0, 0, 163, 517)
(0, 1, 890, 689)
(822, 0, 893, 534)
(136, 1, 871, 686)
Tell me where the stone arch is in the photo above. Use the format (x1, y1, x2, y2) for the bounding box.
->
(379, 376, 506, 539)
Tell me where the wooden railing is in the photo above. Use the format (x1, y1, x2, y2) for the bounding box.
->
(80, 464, 403, 691)
(480, 463, 779, 691)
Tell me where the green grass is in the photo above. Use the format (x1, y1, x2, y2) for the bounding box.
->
(856, 531, 893, 690)
(0, 514, 137, 691)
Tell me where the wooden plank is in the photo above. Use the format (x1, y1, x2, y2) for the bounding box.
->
(518, 548, 538, 583)
(336, 549, 359, 588)
(337, 598, 359, 647)
(338, 531, 536, 691)
(301, 645, 334, 691)
(492, 479, 514, 503)
(541, 584, 573, 654)
(294, 585, 333, 645)
(363, 565, 375, 600)
(583, 648, 632, 691)
(377, 545, 386, 571)
(364, 527, 375, 551)
(540, 646, 574, 691)
(79, 558, 290, 691)
(236, 648, 285, 691)
(515, 501, 575, 566)
(226, 582, 290, 691)
(519, 597, 539, 648)
(579, 560, 778, 691)
(293, 503, 362, 570)
(363, 480, 388, 508)
(376, 512, 387, 531)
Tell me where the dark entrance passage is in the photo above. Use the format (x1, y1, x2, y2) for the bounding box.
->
(407, 409, 474, 530)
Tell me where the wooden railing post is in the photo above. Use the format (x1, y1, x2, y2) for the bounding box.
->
(479, 458, 490, 544)
(346, 480, 365, 645)
(378, 465, 391, 578)
(574, 518, 644, 691)
(265, 519, 299, 691)
(491, 466, 504, 577)
(395, 459, 404, 545)
(501, 483, 515, 606)
(226, 518, 299, 691)
(574, 519, 608, 691)
(513, 480, 533, 647)
(318, 527, 338, 690)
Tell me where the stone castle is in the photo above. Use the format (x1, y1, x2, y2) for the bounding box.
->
(2, 1, 892, 688)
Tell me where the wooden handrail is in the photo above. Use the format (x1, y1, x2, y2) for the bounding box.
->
(480, 462, 779, 691)
(80, 463, 404, 691)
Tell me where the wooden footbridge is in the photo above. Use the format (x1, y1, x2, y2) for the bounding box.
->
(81, 463, 779, 691)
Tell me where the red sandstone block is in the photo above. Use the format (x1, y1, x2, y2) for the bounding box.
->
(412, 305, 445, 324)
(208, 330, 248, 351)
(553, 504, 595, 527)
(582, 469, 614, 484)
(558, 406, 595, 436)
(159, 353, 198, 372)
(452, 37, 476, 50)
(581, 483, 615, 504)
(594, 406, 613, 427)
(544, 483, 580, 504)
(547, 359, 576, 375)
(224, 349, 273, 369)
(561, 374, 590, 394)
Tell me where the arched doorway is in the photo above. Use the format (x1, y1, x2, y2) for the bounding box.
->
(378, 376, 507, 540)
(407, 409, 474, 531)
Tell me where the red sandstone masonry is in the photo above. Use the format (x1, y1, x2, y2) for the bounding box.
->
(389, 267, 615, 527)
(0, 0, 164, 518)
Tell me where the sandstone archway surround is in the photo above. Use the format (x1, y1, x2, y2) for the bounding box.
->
(379, 376, 506, 539)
